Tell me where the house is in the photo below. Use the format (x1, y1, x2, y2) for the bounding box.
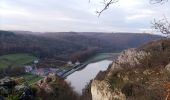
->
(34, 59, 39, 64)
(25, 66, 33, 73)
(49, 68, 59, 72)
(75, 61, 80, 65)
(36, 68, 49, 76)
(67, 61, 73, 66)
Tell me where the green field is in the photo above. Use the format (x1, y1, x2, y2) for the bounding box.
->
(19, 74, 43, 85)
(86, 53, 120, 63)
(14, 74, 43, 85)
(0, 53, 37, 69)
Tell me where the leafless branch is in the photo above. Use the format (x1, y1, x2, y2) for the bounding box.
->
(150, 0, 168, 4)
(152, 16, 170, 36)
(92, 0, 168, 17)
(96, 0, 118, 17)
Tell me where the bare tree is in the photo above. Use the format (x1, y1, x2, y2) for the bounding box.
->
(92, 0, 170, 37)
(93, 0, 168, 16)
(152, 17, 170, 36)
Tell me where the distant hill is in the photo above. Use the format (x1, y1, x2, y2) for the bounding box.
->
(41, 32, 161, 52)
(0, 30, 161, 61)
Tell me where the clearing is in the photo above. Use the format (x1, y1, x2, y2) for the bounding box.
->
(0, 53, 37, 69)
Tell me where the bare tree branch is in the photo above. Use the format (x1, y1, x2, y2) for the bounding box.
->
(149, 0, 168, 4)
(152, 16, 170, 36)
(93, 0, 168, 17)
(96, 0, 118, 17)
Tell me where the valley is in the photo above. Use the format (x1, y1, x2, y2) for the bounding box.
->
(0, 0, 169, 99)
(0, 30, 164, 100)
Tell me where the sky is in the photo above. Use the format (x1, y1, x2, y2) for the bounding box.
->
(0, 0, 170, 33)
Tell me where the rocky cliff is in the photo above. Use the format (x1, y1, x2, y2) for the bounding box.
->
(91, 48, 150, 100)
(107, 48, 150, 77)
(91, 80, 126, 100)
(91, 39, 170, 100)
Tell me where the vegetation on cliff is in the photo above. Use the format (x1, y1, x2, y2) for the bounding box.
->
(0, 75, 79, 100)
(89, 38, 170, 100)
(107, 39, 170, 100)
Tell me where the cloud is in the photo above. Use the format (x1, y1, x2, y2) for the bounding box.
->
(125, 9, 155, 21)
(0, 0, 169, 33)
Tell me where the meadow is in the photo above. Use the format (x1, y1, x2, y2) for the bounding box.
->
(0, 53, 37, 69)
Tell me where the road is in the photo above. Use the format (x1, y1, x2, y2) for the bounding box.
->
(61, 63, 88, 78)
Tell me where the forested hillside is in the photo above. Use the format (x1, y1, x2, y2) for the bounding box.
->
(0, 30, 161, 62)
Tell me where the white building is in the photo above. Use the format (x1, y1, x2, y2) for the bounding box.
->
(67, 61, 73, 66)
(75, 61, 80, 65)
(25, 66, 33, 73)
(34, 59, 39, 64)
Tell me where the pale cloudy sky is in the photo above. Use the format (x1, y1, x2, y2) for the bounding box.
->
(0, 0, 169, 33)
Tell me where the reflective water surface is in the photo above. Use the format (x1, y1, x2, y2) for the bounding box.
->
(66, 60, 112, 94)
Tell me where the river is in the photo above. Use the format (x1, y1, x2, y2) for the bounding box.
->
(66, 60, 112, 94)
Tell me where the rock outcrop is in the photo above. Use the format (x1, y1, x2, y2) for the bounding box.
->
(106, 48, 150, 77)
(116, 48, 149, 67)
(0, 77, 35, 100)
(91, 48, 148, 100)
(0, 77, 16, 95)
(91, 80, 125, 100)
(36, 75, 55, 93)
(0, 77, 16, 88)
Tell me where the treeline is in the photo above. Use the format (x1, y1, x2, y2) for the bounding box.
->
(0, 31, 87, 61)
(0, 30, 161, 62)
(0, 66, 25, 78)
(70, 47, 98, 62)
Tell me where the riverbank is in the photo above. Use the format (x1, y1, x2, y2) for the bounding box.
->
(66, 60, 113, 94)
(61, 53, 119, 78)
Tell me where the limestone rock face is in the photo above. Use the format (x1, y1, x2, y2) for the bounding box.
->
(91, 48, 150, 100)
(91, 80, 126, 100)
(108, 48, 149, 77)
(116, 48, 149, 67)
